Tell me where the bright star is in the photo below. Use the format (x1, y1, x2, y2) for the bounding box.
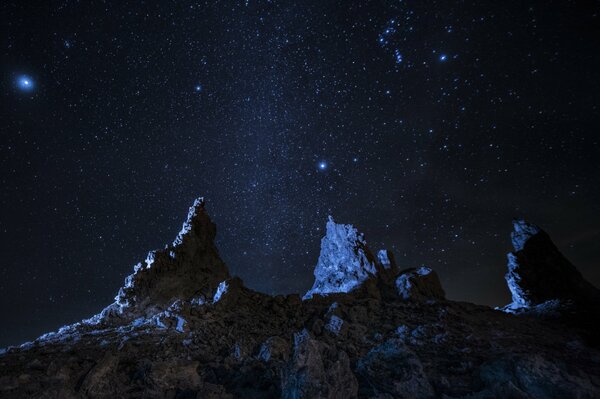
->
(318, 161, 327, 170)
(195, 84, 202, 92)
(439, 54, 447, 61)
(16, 75, 35, 92)
(394, 49, 403, 64)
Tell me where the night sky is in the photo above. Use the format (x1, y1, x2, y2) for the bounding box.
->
(1, 1, 599, 347)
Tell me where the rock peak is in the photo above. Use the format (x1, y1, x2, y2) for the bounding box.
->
(510, 219, 541, 252)
(502, 219, 599, 313)
(303, 216, 377, 299)
(173, 196, 205, 246)
(93, 197, 230, 323)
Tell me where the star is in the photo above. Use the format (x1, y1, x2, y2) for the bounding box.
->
(16, 75, 35, 92)
(195, 84, 202, 92)
(318, 161, 327, 170)
(394, 49, 403, 64)
(439, 54, 448, 62)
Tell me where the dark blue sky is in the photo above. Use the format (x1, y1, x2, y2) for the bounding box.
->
(1, 0, 599, 347)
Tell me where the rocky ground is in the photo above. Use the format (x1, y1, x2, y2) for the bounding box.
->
(1, 198, 598, 398)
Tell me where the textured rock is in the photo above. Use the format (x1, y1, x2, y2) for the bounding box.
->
(0, 206, 599, 398)
(303, 216, 378, 299)
(502, 219, 599, 312)
(79, 353, 120, 397)
(356, 339, 434, 399)
(395, 266, 446, 301)
(281, 331, 358, 399)
(93, 197, 231, 323)
(476, 354, 599, 399)
(258, 336, 291, 363)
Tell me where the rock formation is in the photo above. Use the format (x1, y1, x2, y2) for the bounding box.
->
(89, 197, 231, 324)
(302, 217, 406, 301)
(303, 216, 379, 299)
(0, 201, 599, 398)
(395, 267, 446, 301)
(501, 219, 600, 313)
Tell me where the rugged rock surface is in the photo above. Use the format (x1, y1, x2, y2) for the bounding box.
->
(89, 198, 231, 325)
(1, 200, 599, 398)
(395, 267, 446, 302)
(303, 216, 380, 300)
(501, 219, 600, 314)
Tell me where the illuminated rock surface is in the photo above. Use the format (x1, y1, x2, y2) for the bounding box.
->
(303, 216, 378, 300)
(0, 201, 599, 398)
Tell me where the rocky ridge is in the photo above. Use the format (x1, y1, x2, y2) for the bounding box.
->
(0, 198, 599, 398)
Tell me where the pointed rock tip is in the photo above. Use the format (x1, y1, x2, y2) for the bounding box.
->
(172, 196, 210, 247)
(511, 219, 541, 252)
(303, 217, 376, 299)
(377, 249, 395, 270)
(326, 215, 336, 230)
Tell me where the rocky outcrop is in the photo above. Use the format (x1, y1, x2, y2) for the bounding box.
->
(395, 267, 446, 301)
(475, 354, 599, 398)
(1, 205, 599, 398)
(356, 339, 434, 398)
(91, 198, 231, 324)
(303, 216, 379, 299)
(281, 330, 358, 399)
(501, 219, 600, 313)
(303, 217, 426, 302)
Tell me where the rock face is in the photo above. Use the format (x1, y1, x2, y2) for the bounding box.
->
(502, 219, 600, 312)
(395, 267, 446, 301)
(302, 217, 409, 301)
(281, 330, 358, 399)
(303, 216, 379, 299)
(356, 339, 434, 398)
(1, 204, 599, 398)
(93, 198, 231, 323)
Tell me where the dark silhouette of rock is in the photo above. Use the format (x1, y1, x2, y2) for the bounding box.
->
(395, 266, 446, 301)
(0, 203, 599, 398)
(281, 330, 358, 399)
(91, 198, 231, 324)
(356, 338, 434, 398)
(502, 219, 600, 312)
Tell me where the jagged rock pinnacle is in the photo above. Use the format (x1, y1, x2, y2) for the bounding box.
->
(510, 219, 541, 252)
(95, 197, 230, 323)
(303, 216, 378, 299)
(303, 216, 446, 302)
(502, 219, 599, 313)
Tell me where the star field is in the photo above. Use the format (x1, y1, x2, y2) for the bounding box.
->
(1, 1, 599, 347)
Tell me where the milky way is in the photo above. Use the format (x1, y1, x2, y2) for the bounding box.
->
(1, 1, 599, 346)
